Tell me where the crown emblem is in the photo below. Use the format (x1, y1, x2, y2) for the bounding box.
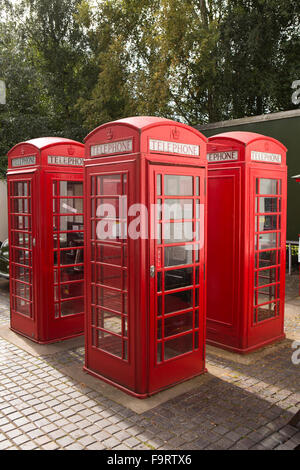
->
(68, 146, 75, 156)
(264, 142, 269, 151)
(21, 147, 25, 155)
(171, 127, 180, 140)
(107, 128, 113, 140)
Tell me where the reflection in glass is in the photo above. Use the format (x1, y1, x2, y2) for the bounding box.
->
(59, 181, 83, 197)
(98, 310, 122, 335)
(163, 311, 193, 337)
(256, 232, 277, 250)
(157, 272, 162, 292)
(15, 282, 31, 300)
(164, 333, 193, 360)
(94, 244, 123, 265)
(97, 331, 122, 358)
(258, 215, 278, 232)
(60, 248, 83, 266)
(257, 197, 278, 213)
(15, 266, 31, 283)
(96, 286, 123, 313)
(96, 264, 122, 289)
(256, 268, 277, 287)
(256, 250, 278, 269)
(15, 298, 31, 317)
(60, 282, 84, 299)
(164, 289, 193, 314)
(165, 267, 193, 291)
(164, 245, 193, 267)
(59, 198, 83, 214)
(256, 302, 278, 322)
(15, 249, 30, 266)
(61, 298, 84, 316)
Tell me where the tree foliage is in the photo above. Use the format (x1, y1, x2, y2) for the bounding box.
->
(0, 0, 300, 176)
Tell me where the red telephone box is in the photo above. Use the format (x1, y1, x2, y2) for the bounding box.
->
(206, 132, 287, 353)
(7, 138, 85, 343)
(84, 116, 208, 397)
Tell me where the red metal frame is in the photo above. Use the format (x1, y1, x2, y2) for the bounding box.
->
(206, 132, 287, 353)
(84, 117, 208, 397)
(7, 138, 84, 343)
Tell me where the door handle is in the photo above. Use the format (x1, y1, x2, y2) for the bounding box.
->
(32, 238, 36, 247)
(150, 265, 155, 278)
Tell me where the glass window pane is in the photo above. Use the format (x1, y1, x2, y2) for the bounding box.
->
(96, 264, 122, 289)
(14, 249, 30, 266)
(14, 266, 31, 283)
(164, 222, 193, 243)
(59, 198, 83, 214)
(157, 199, 162, 220)
(163, 199, 193, 220)
(164, 175, 193, 196)
(60, 266, 84, 282)
(256, 250, 278, 268)
(58, 215, 84, 231)
(164, 311, 193, 337)
(257, 197, 278, 213)
(164, 245, 193, 267)
(157, 342, 162, 363)
(60, 282, 84, 299)
(164, 333, 193, 360)
(60, 248, 83, 266)
(259, 179, 278, 195)
(93, 244, 123, 265)
(165, 267, 193, 291)
(15, 298, 31, 317)
(95, 197, 125, 219)
(196, 177, 200, 196)
(256, 268, 277, 287)
(59, 181, 83, 197)
(98, 310, 122, 335)
(96, 286, 123, 313)
(157, 272, 162, 292)
(97, 331, 122, 358)
(164, 289, 193, 314)
(97, 175, 122, 195)
(257, 302, 278, 322)
(15, 281, 31, 300)
(256, 285, 277, 305)
(256, 232, 277, 250)
(157, 174, 162, 195)
(61, 298, 84, 316)
(258, 215, 278, 232)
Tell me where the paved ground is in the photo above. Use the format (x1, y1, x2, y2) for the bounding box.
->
(0, 277, 299, 450)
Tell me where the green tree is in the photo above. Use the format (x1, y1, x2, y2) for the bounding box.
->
(220, 0, 300, 118)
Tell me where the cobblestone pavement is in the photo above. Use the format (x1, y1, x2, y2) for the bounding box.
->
(0, 278, 299, 450)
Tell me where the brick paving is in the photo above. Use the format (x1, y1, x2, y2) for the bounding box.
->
(0, 278, 299, 450)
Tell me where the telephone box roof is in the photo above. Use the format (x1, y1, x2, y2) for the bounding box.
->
(209, 131, 287, 151)
(85, 116, 207, 142)
(8, 137, 83, 154)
